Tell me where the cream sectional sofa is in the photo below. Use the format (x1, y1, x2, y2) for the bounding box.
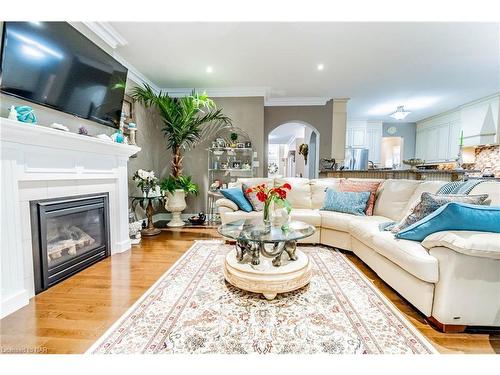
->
(216, 177, 500, 331)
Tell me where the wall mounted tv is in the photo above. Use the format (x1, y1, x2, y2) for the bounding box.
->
(0, 22, 128, 128)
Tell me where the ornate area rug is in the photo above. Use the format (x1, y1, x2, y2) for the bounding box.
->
(87, 240, 436, 354)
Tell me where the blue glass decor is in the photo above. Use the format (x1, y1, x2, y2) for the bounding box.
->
(15, 106, 37, 124)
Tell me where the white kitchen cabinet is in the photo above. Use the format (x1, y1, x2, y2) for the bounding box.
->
(416, 115, 461, 163)
(346, 121, 382, 164)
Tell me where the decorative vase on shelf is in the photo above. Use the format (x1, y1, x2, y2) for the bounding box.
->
(164, 189, 187, 227)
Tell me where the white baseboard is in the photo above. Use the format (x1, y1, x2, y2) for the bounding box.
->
(112, 238, 132, 254)
(1, 289, 29, 319)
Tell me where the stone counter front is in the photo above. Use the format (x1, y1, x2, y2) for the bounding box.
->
(319, 169, 468, 181)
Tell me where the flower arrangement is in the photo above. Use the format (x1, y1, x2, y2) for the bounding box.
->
(133, 169, 158, 197)
(245, 183, 292, 228)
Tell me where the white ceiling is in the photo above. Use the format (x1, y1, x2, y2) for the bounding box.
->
(107, 22, 500, 122)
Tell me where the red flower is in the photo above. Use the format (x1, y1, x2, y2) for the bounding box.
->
(245, 188, 253, 194)
(282, 183, 292, 190)
(256, 191, 267, 202)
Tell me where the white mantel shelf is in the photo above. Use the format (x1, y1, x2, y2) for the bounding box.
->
(1, 117, 140, 319)
(0, 117, 141, 157)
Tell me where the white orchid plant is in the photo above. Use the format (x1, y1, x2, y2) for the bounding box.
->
(133, 169, 158, 196)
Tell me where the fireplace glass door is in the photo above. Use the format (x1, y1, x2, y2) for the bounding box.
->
(31, 194, 110, 293)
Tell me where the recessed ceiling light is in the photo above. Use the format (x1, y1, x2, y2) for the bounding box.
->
(317, 63, 324, 71)
(389, 106, 411, 120)
(206, 66, 213, 74)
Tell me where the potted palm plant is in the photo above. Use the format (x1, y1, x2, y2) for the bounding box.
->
(129, 84, 232, 226)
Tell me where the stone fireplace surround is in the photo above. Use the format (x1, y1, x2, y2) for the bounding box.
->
(0, 118, 140, 318)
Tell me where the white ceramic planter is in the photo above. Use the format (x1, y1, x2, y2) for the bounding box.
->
(165, 189, 187, 227)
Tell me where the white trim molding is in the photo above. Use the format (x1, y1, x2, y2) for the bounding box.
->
(83, 22, 128, 49)
(264, 97, 330, 107)
(112, 52, 161, 93)
(161, 87, 269, 98)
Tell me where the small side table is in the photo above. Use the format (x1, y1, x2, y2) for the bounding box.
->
(207, 190, 223, 224)
(131, 196, 163, 236)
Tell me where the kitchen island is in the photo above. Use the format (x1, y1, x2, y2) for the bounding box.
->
(319, 169, 470, 181)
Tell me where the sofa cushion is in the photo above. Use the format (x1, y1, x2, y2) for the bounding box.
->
(339, 179, 381, 216)
(215, 198, 238, 211)
(322, 189, 371, 216)
(392, 192, 489, 233)
(321, 211, 389, 232)
(373, 179, 421, 221)
(422, 231, 500, 259)
(220, 188, 253, 212)
(290, 208, 322, 226)
(242, 183, 264, 211)
(310, 178, 343, 209)
(349, 220, 439, 283)
(274, 177, 312, 209)
(401, 181, 446, 215)
(469, 181, 500, 206)
(396, 202, 500, 242)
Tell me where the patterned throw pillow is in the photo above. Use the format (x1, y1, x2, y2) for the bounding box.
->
(242, 183, 264, 211)
(391, 192, 489, 233)
(322, 189, 371, 216)
(339, 180, 381, 216)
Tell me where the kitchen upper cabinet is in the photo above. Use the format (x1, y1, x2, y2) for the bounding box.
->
(346, 121, 382, 164)
(416, 94, 500, 162)
(416, 113, 461, 163)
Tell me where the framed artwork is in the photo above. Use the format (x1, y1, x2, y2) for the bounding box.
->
(122, 95, 135, 123)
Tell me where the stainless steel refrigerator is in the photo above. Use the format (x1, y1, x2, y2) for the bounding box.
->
(344, 147, 369, 170)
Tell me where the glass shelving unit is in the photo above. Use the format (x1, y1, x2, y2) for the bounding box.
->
(207, 127, 255, 222)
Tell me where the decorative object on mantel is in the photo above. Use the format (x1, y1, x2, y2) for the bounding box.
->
(15, 105, 37, 123)
(403, 158, 425, 171)
(78, 125, 89, 136)
(127, 122, 137, 145)
(298, 143, 309, 164)
(50, 122, 69, 132)
(111, 128, 124, 143)
(8, 105, 18, 121)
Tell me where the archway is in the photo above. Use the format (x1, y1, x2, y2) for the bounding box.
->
(267, 121, 320, 179)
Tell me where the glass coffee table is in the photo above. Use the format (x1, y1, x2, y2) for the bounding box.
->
(218, 219, 316, 300)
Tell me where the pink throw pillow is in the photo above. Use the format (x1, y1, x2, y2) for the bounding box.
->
(339, 180, 380, 216)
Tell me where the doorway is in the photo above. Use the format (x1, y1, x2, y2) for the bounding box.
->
(267, 122, 320, 179)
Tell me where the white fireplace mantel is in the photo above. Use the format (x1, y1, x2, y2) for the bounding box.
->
(0, 117, 141, 318)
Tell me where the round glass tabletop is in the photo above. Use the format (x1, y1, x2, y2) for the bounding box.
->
(218, 219, 315, 243)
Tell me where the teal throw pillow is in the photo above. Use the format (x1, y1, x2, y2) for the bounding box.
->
(220, 188, 253, 212)
(322, 189, 371, 216)
(396, 202, 500, 241)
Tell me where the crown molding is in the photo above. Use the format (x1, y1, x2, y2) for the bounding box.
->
(83, 22, 128, 49)
(160, 87, 269, 98)
(112, 52, 161, 93)
(264, 97, 330, 107)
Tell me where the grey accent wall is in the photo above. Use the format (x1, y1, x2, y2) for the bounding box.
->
(382, 122, 416, 161)
(264, 100, 334, 176)
(155, 97, 265, 214)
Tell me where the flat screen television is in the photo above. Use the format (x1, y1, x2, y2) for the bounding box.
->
(0, 22, 128, 128)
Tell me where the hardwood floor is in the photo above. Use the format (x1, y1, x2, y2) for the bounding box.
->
(1, 228, 498, 354)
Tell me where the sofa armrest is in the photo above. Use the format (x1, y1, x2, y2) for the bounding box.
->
(215, 198, 238, 212)
(422, 230, 500, 259)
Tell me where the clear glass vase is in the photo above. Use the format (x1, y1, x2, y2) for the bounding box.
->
(262, 200, 271, 232)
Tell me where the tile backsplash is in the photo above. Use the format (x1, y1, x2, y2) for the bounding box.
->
(474, 145, 500, 177)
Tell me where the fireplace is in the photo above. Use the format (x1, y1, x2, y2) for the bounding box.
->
(30, 193, 111, 294)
